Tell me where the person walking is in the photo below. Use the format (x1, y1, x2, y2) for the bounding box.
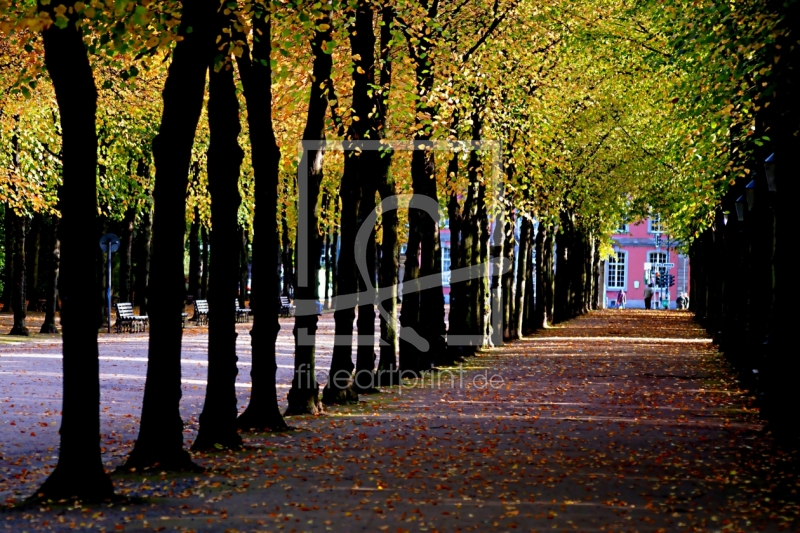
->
(616, 289, 626, 310)
(643, 284, 654, 310)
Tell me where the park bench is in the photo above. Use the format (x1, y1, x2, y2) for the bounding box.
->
(279, 296, 295, 318)
(194, 299, 209, 325)
(114, 302, 148, 333)
(235, 300, 252, 323)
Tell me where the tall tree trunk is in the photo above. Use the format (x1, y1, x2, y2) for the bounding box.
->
(402, 1, 447, 370)
(123, 0, 215, 472)
(444, 149, 466, 364)
(554, 218, 571, 324)
(281, 199, 293, 298)
(25, 213, 42, 312)
(192, 38, 245, 451)
(201, 225, 210, 299)
(9, 211, 28, 335)
(374, 5, 397, 381)
(516, 217, 532, 336)
(40, 218, 60, 334)
(235, 5, 289, 431)
(478, 184, 491, 346)
(522, 222, 535, 334)
(324, 155, 361, 404)
(331, 209, 339, 299)
(188, 213, 201, 301)
(324, 228, 331, 305)
(239, 228, 249, 307)
(544, 224, 555, 326)
(501, 217, 515, 342)
(118, 207, 135, 303)
(34, 3, 114, 500)
(1, 205, 13, 313)
(286, 13, 333, 416)
(133, 200, 152, 313)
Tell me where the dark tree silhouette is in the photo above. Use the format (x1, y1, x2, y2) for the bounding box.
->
(235, 4, 290, 432)
(32, 1, 114, 501)
(123, 0, 216, 472)
(286, 11, 333, 416)
(192, 31, 245, 451)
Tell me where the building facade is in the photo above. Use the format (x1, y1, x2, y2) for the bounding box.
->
(605, 215, 690, 309)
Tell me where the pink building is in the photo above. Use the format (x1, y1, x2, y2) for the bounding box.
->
(605, 215, 690, 309)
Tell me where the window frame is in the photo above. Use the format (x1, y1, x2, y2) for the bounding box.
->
(648, 214, 665, 234)
(606, 250, 627, 290)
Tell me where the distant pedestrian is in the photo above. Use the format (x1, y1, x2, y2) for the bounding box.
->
(616, 289, 626, 310)
(643, 284, 654, 310)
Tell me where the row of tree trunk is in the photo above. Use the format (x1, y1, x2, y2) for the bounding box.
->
(688, 0, 798, 443)
(25, 0, 608, 503)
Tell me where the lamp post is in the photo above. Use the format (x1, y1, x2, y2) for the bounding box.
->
(99, 233, 120, 333)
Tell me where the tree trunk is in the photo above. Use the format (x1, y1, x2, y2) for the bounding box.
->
(516, 217, 532, 336)
(123, 0, 215, 472)
(235, 5, 289, 432)
(374, 4, 397, 382)
(554, 219, 571, 324)
(402, 7, 447, 370)
(1, 205, 13, 313)
(324, 228, 331, 305)
(188, 213, 201, 301)
(192, 37, 245, 451)
(286, 14, 333, 416)
(444, 149, 466, 364)
(544, 224, 555, 326)
(33, 3, 114, 501)
(502, 217, 515, 342)
(201, 225, 210, 299)
(355, 181, 378, 393)
(281, 200, 293, 298)
(133, 201, 152, 313)
(239, 228, 249, 307)
(331, 211, 339, 299)
(9, 211, 28, 335)
(40, 218, 60, 334)
(522, 221, 535, 335)
(323, 153, 361, 404)
(25, 213, 42, 312)
(118, 208, 135, 303)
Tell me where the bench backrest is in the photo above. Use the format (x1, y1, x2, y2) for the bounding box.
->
(280, 296, 291, 307)
(195, 300, 209, 312)
(116, 302, 136, 318)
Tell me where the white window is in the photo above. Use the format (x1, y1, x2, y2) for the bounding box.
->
(614, 223, 629, 234)
(648, 251, 668, 283)
(441, 246, 451, 285)
(648, 214, 665, 234)
(606, 251, 626, 289)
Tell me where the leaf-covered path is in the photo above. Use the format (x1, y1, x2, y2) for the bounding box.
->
(2, 310, 799, 531)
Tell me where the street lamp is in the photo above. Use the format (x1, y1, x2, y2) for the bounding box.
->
(764, 153, 777, 192)
(735, 195, 745, 222)
(723, 211, 729, 225)
(745, 180, 756, 211)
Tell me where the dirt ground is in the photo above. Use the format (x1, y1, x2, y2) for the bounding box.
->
(0, 309, 798, 532)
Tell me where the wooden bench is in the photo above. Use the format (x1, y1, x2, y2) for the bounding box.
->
(235, 300, 252, 323)
(193, 299, 209, 325)
(279, 296, 295, 318)
(114, 302, 148, 333)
